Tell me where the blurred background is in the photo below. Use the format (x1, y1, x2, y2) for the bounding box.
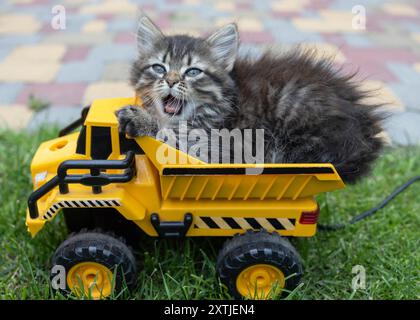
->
(0, 0, 419, 145)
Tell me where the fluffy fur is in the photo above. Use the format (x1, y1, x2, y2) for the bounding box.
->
(117, 16, 385, 183)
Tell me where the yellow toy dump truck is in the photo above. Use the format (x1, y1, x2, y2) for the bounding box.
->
(26, 97, 345, 300)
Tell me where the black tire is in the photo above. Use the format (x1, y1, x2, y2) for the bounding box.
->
(216, 230, 303, 299)
(51, 229, 137, 299)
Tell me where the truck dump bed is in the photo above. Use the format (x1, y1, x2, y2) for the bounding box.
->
(136, 137, 345, 202)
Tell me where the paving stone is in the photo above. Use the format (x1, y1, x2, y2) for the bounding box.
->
(80, 0, 137, 15)
(17, 83, 86, 106)
(215, 17, 263, 32)
(0, 34, 41, 47)
(264, 19, 322, 44)
(329, 0, 384, 10)
(0, 61, 60, 83)
(299, 42, 346, 63)
(271, 0, 310, 13)
(0, 48, 11, 62)
(87, 43, 136, 62)
(342, 34, 372, 47)
(0, 0, 419, 146)
(0, 104, 33, 130)
(292, 10, 359, 33)
(0, 83, 24, 105)
(108, 19, 136, 32)
(101, 62, 131, 81)
(62, 46, 91, 62)
(412, 33, 420, 44)
(382, 3, 418, 17)
(239, 31, 275, 44)
(27, 106, 82, 131)
(214, 1, 235, 12)
(358, 80, 404, 112)
(56, 60, 104, 83)
(42, 33, 113, 45)
(2, 44, 66, 62)
(0, 13, 41, 34)
(82, 20, 107, 33)
(386, 63, 420, 106)
(384, 111, 420, 145)
(115, 32, 136, 44)
(83, 81, 133, 105)
(63, 14, 96, 32)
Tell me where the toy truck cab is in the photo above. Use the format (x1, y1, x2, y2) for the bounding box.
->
(26, 96, 345, 299)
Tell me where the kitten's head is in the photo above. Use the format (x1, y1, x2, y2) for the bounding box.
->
(130, 16, 239, 124)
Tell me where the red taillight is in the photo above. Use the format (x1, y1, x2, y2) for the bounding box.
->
(299, 205, 320, 224)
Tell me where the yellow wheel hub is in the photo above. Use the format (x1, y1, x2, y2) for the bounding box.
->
(67, 262, 113, 299)
(236, 264, 285, 299)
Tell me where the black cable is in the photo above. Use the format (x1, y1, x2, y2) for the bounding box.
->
(318, 175, 420, 232)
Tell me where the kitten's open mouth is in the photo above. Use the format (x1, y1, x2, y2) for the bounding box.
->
(162, 95, 184, 115)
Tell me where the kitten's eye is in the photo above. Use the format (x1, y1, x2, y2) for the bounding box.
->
(185, 68, 202, 77)
(152, 64, 166, 74)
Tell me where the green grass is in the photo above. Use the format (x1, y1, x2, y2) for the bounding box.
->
(0, 128, 419, 300)
(27, 95, 50, 113)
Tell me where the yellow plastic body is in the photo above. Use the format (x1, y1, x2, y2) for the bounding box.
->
(26, 97, 345, 238)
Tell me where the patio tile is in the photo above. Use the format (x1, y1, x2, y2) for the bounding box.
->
(0, 83, 24, 105)
(382, 3, 418, 17)
(27, 106, 83, 131)
(101, 62, 131, 81)
(359, 80, 404, 112)
(42, 33, 113, 46)
(80, 0, 137, 15)
(83, 81, 133, 105)
(271, 0, 310, 13)
(384, 111, 420, 145)
(62, 46, 91, 62)
(82, 20, 107, 33)
(0, 104, 33, 130)
(293, 10, 361, 33)
(215, 17, 263, 32)
(56, 60, 103, 83)
(299, 42, 346, 63)
(2, 44, 66, 62)
(0, 13, 41, 34)
(0, 61, 60, 83)
(17, 83, 87, 106)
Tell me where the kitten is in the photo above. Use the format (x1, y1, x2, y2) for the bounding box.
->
(117, 16, 385, 183)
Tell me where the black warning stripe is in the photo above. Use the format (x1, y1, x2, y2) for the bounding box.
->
(200, 216, 219, 229)
(267, 218, 285, 230)
(245, 218, 262, 229)
(194, 216, 296, 230)
(43, 199, 122, 220)
(223, 217, 241, 229)
(162, 166, 334, 176)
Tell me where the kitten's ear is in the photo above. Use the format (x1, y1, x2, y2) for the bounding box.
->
(136, 15, 163, 56)
(206, 23, 239, 71)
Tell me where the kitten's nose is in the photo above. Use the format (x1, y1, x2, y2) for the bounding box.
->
(165, 72, 180, 88)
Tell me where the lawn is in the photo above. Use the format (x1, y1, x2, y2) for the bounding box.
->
(0, 128, 419, 300)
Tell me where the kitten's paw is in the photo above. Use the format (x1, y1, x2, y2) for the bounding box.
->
(116, 105, 158, 137)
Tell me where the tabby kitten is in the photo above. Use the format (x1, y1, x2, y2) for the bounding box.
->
(117, 16, 384, 183)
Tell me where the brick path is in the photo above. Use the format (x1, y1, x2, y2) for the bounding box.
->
(0, 0, 419, 144)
